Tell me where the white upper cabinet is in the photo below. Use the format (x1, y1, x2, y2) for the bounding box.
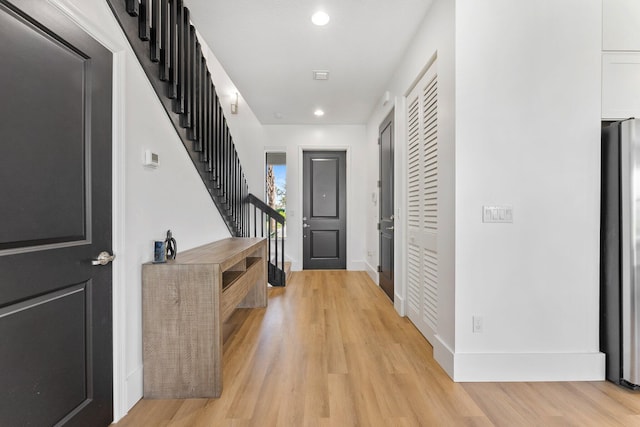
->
(602, 0, 640, 119)
(602, 53, 640, 119)
(603, 0, 640, 51)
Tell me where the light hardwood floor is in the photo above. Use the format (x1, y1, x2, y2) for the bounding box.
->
(114, 271, 640, 426)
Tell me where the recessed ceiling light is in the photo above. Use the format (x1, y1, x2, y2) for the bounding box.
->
(314, 109, 325, 117)
(311, 11, 330, 26)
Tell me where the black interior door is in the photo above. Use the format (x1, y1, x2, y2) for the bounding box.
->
(0, 1, 113, 425)
(303, 151, 347, 269)
(379, 110, 394, 301)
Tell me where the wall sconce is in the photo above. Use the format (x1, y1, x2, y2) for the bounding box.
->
(231, 92, 238, 114)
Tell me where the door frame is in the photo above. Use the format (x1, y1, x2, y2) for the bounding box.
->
(381, 101, 407, 317)
(47, 0, 128, 420)
(379, 108, 395, 301)
(298, 146, 351, 271)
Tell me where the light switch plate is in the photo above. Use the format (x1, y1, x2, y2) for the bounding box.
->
(483, 205, 513, 223)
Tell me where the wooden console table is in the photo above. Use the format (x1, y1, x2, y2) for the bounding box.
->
(142, 237, 267, 398)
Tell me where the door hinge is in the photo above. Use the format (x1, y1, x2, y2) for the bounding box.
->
(377, 223, 380, 230)
(377, 265, 382, 273)
(377, 180, 381, 188)
(378, 137, 381, 145)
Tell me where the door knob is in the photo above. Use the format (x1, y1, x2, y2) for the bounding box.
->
(386, 226, 394, 230)
(303, 224, 310, 228)
(92, 251, 115, 266)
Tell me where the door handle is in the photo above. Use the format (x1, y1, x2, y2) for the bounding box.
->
(303, 224, 310, 228)
(383, 215, 395, 221)
(92, 251, 115, 266)
(386, 226, 394, 230)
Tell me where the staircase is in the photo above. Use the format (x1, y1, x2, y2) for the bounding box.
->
(106, 0, 286, 285)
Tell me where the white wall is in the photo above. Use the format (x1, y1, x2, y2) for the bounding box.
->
(263, 125, 368, 271)
(48, 0, 269, 420)
(454, 0, 603, 380)
(364, 0, 456, 373)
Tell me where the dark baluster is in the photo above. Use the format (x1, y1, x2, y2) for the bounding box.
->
(167, 0, 178, 98)
(281, 228, 285, 284)
(222, 120, 228, 204)
(261, 211, 264, 237)
(228, 144, 233, 221)
(218, 115, 225, 197)
(149, 0, 160, 61)
(267, 215, 272, 267)
(207, 82, 214, 174)
(188, 38, 200, 141)
(212, 93, 219, 182)
(139, 0, 149, 40)
(237, 157, 241, 229)
(180, 17, 192, 128)
(242, 184, 245, 236)
(196, 53, 205, 151)
(202, 72, 210, 163)
(174, 1, 185, 113)
(242, 179, 246, 236)
(126, 0, 139, 16)
(247, 185, 250, 237)
(275, 213, 278, 272)
(231, 148, 236, 220)
(159, 0, 169, 80)
(230, 148, 236, 219)
(186, 27, 197, 134)
(230, 139, 234, 209)
(216, 105, 223, 190)
(208, 83, 215, 175)
(253, 205, 257, 238)
(228, 134, 233, 208)
(234, 154, 239, 226)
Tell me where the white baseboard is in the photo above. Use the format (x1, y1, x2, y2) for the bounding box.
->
(364, 260, 378, 284)
(452, 351, 606, 382)
(393, 294, 405, 317)
(433, 336, 455, 379)
(348, 260, 367, 271)
(125, 366, 143, 415)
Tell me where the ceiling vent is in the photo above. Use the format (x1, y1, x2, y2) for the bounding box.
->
(313, 70, 330, 81)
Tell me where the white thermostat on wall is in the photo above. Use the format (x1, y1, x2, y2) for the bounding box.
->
(144, 150, 159, 168)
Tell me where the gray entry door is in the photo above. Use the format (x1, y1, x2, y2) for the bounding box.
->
(0, 1, 113, 425)
(379, 110, 394, 301)
(303, 151, 347, 269)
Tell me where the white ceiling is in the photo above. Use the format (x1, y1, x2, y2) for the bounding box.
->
(185, 0, 433, 125)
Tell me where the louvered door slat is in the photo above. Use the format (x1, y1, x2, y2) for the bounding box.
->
(406, 61, 438, 342)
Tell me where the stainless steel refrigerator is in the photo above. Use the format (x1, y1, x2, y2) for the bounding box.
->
(601, 118, 640, 389)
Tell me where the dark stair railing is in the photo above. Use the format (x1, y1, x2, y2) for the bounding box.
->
(106, 0, 286, 286)
(246, 194, 286, 287)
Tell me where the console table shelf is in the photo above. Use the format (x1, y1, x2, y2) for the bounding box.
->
(142, 237, 267, 399)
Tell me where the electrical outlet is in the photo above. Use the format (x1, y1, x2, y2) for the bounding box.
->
(473, 315, 483, 333)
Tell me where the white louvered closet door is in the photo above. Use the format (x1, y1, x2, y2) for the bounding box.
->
(406, 61, 438, 343)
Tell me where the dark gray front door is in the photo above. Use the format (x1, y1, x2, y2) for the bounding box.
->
(379, 110, 394, 301)
(303, 151, 346, 269)
(0, 1, 113, 425)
